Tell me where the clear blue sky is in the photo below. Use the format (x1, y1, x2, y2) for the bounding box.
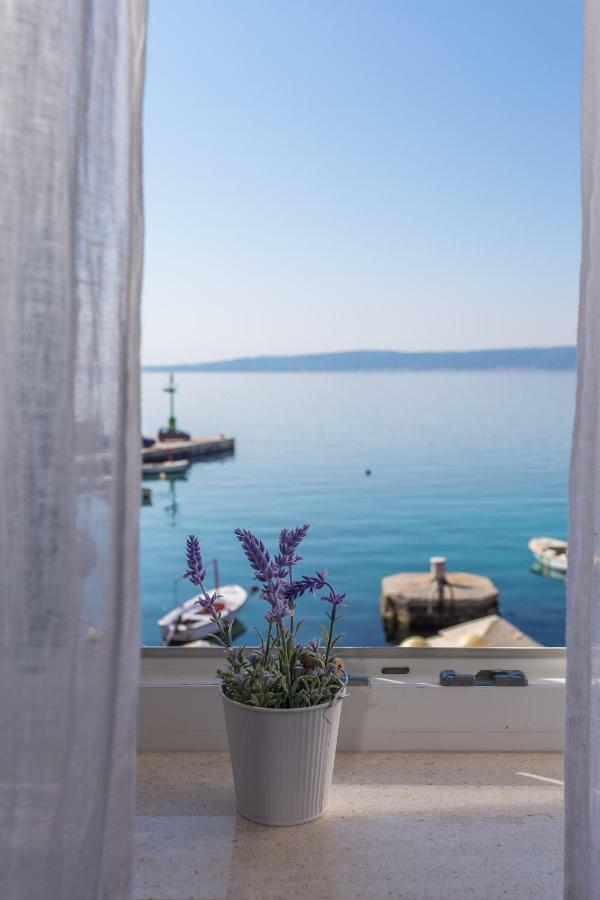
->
(142, 1, 581, 365)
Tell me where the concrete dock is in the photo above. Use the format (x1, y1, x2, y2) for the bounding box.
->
(142, 435, 234, 463)
(380, 557, 499, 641)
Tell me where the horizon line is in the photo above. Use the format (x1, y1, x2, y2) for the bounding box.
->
(142, 344, 577, 370)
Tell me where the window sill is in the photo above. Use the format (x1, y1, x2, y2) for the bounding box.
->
(138, 647, 565, 752)
(135, 750, 563, 900)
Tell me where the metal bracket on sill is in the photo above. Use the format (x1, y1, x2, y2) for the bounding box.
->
(440, 668, 528, 687)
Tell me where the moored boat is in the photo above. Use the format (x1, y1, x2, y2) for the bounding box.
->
(142, 458, 190, 479)
(158, 584, 248, 645)
(528, 536, 567, 574)
(416, 613, 541, 648)
(158, 427, 191, 442)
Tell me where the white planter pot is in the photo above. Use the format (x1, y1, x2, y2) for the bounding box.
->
(221, 686, 346, 826)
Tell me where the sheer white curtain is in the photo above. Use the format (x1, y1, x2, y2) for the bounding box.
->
(565, 3, 600, 898)
(0, 2, 146, 898)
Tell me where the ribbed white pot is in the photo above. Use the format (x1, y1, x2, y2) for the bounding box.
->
(221, 686, 346, 826)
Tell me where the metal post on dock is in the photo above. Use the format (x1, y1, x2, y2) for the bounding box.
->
(164, 372, 177, 432)
(430, 556, 448, 612)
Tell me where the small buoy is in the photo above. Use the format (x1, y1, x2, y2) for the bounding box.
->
(365, 468, 372, 476)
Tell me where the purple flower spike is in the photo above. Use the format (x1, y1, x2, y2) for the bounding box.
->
(233, 672, 245, 685)
(197, 590, 220, 619)
(275, 524, 310, 573)
(326, 662, 336, 674)
(321, 591, 347, 609)
(184, 535, 206, 586)
(183, 535, 228, 629)
(266, 595, 293, 626)
(307, 638, 319, 653)
(235, 526, 305, 626)
(314, 667, 325, 677)
(235, 528, 276, 584)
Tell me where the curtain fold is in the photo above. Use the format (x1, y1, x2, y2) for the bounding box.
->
(0, 2, 146, 898)
(565, 2, 600, 898)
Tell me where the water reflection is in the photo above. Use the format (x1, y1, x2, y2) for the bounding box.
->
(164, 479, 179, 527)
(529, 560, 566, 584)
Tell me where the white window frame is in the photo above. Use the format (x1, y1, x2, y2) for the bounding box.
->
(139, 645, 565, 752)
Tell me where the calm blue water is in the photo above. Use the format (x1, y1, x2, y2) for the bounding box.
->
(140, 371, 573, 647)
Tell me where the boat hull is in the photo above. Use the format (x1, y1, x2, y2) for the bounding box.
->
(142, 459, 190, 478)
(528, 537, 567, 574)
(157, 585, 248, 645)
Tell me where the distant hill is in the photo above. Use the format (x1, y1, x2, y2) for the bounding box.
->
(144, 347, 577, 373)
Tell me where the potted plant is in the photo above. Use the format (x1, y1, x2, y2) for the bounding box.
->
(183, 524, 348, 825)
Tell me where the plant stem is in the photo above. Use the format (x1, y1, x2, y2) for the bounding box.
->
(277, 620, 294, 708)
(264, 621, 273, 660)
(198, 578, 231, 648)
(324, 608, 336, 668)
(216, 618, 231, 648)
(288, 564, 294, 634)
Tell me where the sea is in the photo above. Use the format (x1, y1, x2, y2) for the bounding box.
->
(140, 370, 573, 648)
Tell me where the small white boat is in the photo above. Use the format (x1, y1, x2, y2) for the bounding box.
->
(142, 458, 190, 479)
(528, 536, 567, 574)
(157, 584, 248, 645)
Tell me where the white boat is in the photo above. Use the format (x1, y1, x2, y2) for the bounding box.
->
(142, 458, 190, 479)
(157, 584, 248, 645)
(528, 536, 567, 574)
(422, 614, 541, 648)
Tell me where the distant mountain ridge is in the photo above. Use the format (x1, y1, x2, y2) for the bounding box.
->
(144, 347, 576, 373)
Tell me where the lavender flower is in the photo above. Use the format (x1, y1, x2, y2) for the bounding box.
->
(274, 524, 310, 577)
(197, 590, 221, 619)
(182, 524, 347, 709)
(235, 527, 297, 625)
(321, 590, 347, 610)
(183, 535, 227, 631)
(285, 569, 329, 602)
(289, 569, 346, 612)
(184, 535, 206, 585)
(265, 593, 293, 625)
(234, 529, 276, 584)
